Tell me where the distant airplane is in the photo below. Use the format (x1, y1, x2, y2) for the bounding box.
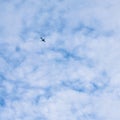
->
(40, 37, 46, 42)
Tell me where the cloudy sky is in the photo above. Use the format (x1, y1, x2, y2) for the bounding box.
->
(0, 0, 120, 120)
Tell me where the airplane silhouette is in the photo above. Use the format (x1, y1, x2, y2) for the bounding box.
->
(40, 37, 46, 42)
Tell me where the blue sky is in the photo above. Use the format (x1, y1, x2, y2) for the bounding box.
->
(0, 0, 120, 120)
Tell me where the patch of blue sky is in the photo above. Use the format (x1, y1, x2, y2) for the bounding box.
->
(81, 113, 101, 120)
(0, 58, 9, 75)
(20, 19, 48, 41)
(33, 84, 64, 105)
(13, 0, 25, 9)
(9, 57, 25, 68)
(33, 116, 47, 120)
(62, 80, 86, 93)
(0, 85, 7, 108)
(0, 53, 25, 69)
(0, 25, 5, 39)
(50, 48, 83, 61)
(19, 26, 31, 42)
(0, 74, 5, 82)
(15, 46, 21, 52)
(0, 97, 5, 107)
(61, 70, 109, 94)
(34, 89, 52, 105)
(51, 17, 66, 33)
(20, 3, 66, 40)
(72, 22, 100, 38)
(21, 115, 47, 120)
(49, 47, 95, 68)
(0, 43, 26, 68)
(101, 29, 115, 37)
(34, 16, 65, 36)
(90, 70, 109, 93)
(72, 23, 86, 32)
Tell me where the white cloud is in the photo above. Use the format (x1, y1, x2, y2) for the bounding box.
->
(0, 0, 120, 119)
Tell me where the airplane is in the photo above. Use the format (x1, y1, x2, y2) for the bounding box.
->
(40, 37, 46, 42)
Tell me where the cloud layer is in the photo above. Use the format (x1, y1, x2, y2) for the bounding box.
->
(0, 0, 120, 119)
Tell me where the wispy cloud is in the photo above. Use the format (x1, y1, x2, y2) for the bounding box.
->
(0, 0, 120, 119)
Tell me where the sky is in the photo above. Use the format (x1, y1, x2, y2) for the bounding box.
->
(0, 0, 120, 120)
